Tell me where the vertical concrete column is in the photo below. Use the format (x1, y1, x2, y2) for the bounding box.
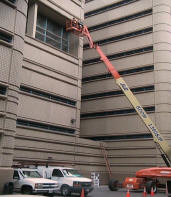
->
(74, 0, 85, 164)
(76, 1, 85, 135)
(153, 0, 171, 146)
(26, 3, 38, 37)
(0, 0, 28, 192)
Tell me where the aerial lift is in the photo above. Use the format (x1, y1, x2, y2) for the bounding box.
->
(66, 19, 171, 194)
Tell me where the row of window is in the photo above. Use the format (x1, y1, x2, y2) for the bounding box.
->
(84, 27, 153, 49)
(17, 119, 75, 134)
(35, 14, 70, 53)
(82, 85, 154, 100)
(81, 106, 155, 118)
(0, 86, 7, 95)
(0, 31, 12, 43)
(83, 65, 154, 83)
(83, 46, 153, 65)
(85, 0, 139, 18)
(20, 86, 76, 106)
(89, 9, 152, 32)
(85, 133, 152, 141)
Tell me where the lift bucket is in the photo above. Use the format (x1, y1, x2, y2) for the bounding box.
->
(66, 19, 84, 37)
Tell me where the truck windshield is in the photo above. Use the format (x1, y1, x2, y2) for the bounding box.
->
(63, 169, 82, 177)
(22, 170, 42, 178)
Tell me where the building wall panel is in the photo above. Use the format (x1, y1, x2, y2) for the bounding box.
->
(0, 2, 15, 32)
(0, 46, 11, 83)
(39, 0, 83, 19)
(81, 92, 154, 113)
(85, 0, 120, 13)
(82, 72, 154, 95)
(85, 0, 152, 27)
(21, 67, 78, 100)
(84, 34, 153, 60)
(80, 114, 155, 137)
(84, 15, 152, 44)
(107, 138, 154, 148)
(14, 127, 103, 174)
(24, 37, 79, 78)
(18, 94, 76, 127)
(83, 52, 153, 78)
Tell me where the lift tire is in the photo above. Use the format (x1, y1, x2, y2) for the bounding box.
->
(146, 180, 157, 194)
(2, 182, 14, 194)
(108, 178, 118, 191)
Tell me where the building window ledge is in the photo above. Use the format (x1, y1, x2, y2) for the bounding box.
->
(0, 40, 13, 48)
(0, 95, 7, 100)
(0, 112, 6, 117)
(25, 35, 79, 63)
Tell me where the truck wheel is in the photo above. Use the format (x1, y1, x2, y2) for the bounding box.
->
(61, 185, 71, 196)
(21, 186, 33, 194)
(108, 178, 118, 191)
(146, 181, 157, 194)
(47, 194, 54, 197)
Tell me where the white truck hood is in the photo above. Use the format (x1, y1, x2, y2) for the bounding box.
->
(24, 178, 58, 184)
(66, 177, 92, 182)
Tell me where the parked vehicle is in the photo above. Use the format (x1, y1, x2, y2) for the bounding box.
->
(3, 168, 59, 196)
(37, 166, 93, 196)
(109, 167, 171, 194)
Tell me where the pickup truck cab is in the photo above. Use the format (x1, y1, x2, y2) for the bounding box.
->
(12, 168, 59, 195)
(37, 166, 93, 196)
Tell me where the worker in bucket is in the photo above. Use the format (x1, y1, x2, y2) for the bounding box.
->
(72, 17, 77, 27)
(78, 20, 84, 31)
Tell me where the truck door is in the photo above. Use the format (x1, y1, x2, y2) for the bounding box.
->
(13, 170, 22, 192)
(51, 169, 64, 188)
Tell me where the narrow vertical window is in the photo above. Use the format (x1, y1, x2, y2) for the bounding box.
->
(0, 86, 7, 95)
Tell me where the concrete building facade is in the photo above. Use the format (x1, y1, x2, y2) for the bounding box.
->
(1, 0, 171, 192)
(0, 0, 28, 190)
(0, 0, 105, 192)
(82, 0, 171, 181)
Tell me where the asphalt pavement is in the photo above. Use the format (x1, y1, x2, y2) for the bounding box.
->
(68, 186, 167, 197)
(11, 186, 167, 197)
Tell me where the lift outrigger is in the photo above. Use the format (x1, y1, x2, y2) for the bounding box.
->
(66, 18, 171, 194)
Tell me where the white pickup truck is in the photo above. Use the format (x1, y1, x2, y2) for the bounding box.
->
(37, 166, 93, 196)
(9, 168, 59, 195)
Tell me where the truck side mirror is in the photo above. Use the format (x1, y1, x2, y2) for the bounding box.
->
(13, 176, 20, 180)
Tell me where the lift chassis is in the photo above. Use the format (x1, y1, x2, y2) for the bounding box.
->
(66, 18, 171, 194)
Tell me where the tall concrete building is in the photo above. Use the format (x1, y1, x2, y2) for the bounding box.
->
(1, 0, 171, 192)
(0, 0, 104, 192)
(82, 0, 171, 180)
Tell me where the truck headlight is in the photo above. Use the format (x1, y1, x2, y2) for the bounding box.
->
(35, 183, 43, 189)
(73, 181, 81, 187)
(54, 183, 59, 188)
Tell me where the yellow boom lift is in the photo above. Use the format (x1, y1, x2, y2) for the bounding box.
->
(66, 18, 171, 193)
